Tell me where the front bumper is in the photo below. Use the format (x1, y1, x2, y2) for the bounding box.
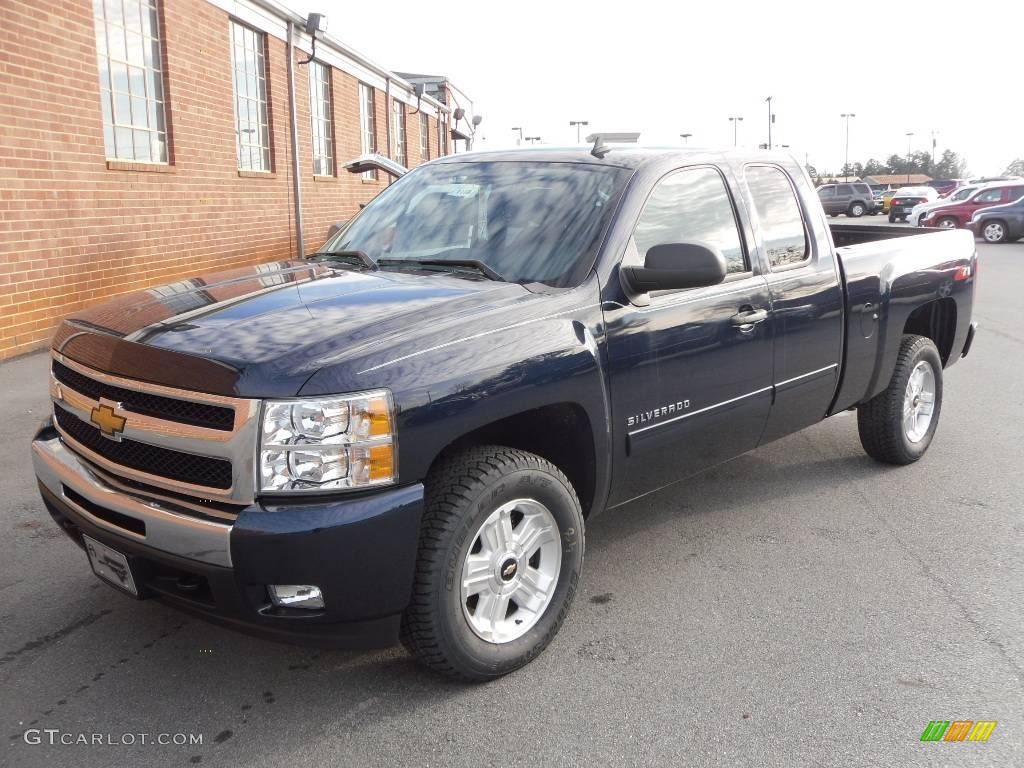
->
(32, 422, 424, 648)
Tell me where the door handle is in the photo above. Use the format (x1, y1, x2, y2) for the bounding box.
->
(731, 308, 768, 333)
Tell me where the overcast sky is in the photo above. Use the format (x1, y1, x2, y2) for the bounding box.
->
(295, 0, 1022, 176)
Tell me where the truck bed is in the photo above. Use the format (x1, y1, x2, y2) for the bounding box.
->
(830, 223, 934, 248)
(829, 224, 977, 415)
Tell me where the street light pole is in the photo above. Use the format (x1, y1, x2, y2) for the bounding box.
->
(728, 116, 743, 147)
(906, 131, 914, 183)
(840, 113, 855, 178)
(680, 133, 692, 145)
(765, 96, 773, 150)
(511, 126, 523, 146)
(569, 120, 589, 144)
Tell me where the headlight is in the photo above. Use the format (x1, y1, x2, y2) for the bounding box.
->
(259, 391, 396, 492)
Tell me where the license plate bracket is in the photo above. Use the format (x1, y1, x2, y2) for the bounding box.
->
(83, 535, 139, 597)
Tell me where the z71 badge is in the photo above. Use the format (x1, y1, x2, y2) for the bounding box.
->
(627, 400, 690, 428)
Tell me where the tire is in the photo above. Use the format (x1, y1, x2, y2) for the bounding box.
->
(401, 446, 584, 681)
(981, 220, 1009, 243)
(857, 335, 943, 465)
(888, 213, 896, 223)
(849, 201, 866, 217)
(937, 216, 958, 229)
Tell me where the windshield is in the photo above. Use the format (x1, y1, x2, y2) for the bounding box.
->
(321, 161, 630, 287)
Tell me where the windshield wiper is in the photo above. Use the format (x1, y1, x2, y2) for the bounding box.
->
(305, 250, 377, 269)
(377, 258, 504, 282)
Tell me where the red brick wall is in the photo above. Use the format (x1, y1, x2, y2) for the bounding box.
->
(0, 0, 443, 360)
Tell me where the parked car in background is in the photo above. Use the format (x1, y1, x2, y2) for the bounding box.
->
(928, 179, 962, 197)
(881, 189, 898, 214)
(910, 184, 983, 226)
(817, 182, 876, 217)
(888, 187, 939, 222)
(921, 182, 1024, 229)
(967, 195, 1024, 243)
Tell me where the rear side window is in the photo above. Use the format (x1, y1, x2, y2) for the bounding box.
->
(745, 165, 809, 269)
(1009, 185, 1024, 201)
(631, 166, 747, 275)
(975, 188, 1004, 203)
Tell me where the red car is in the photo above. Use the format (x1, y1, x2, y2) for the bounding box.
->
(922, 182, 1024, 229)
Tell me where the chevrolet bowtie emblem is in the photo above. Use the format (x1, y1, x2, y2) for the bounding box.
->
(90, 403, 127, 440)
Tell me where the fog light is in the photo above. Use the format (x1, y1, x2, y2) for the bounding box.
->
(268, 585, 325, 610)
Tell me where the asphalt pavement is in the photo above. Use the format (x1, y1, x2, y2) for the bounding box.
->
(2, 223, 1022, 767)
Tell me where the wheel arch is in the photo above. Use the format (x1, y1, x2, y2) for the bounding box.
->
(429, 403, 599, 519)
(904, 297, 957, 365)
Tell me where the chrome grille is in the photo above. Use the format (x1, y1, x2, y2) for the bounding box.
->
(52, 360, 235, 430)
(50, 353, 261, 504)
(54, 405, 232, 489)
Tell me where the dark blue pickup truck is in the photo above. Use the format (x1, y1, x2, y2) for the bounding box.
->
(32, 148, 977, 680)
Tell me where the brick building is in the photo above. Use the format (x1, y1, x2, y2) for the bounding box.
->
(0, 0, 475, 360)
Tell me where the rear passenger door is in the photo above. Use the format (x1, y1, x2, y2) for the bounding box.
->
(743, 164, 844, 444)
(835, 184, 854, 214)
(817, 185, 837, 214)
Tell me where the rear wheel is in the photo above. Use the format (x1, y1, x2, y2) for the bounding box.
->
(982, 220, 1009, 243)
(401, 446, 584, 681)
(937, 216, 958, 229)
(857, 335, 943, 465)
(849, 201, 866, 217)
(888, 212, 896, 223)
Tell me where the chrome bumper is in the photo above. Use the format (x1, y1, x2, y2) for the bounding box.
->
(32, 434, 233, 567)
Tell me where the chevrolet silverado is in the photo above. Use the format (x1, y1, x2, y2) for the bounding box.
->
(32, 147, 978, 681)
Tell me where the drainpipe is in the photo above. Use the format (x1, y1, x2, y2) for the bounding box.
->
(286, 20, 305, 257)
(384, 77, 392, 184)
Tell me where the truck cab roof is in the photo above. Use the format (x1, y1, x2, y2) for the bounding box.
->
(429, 146, 800, 173)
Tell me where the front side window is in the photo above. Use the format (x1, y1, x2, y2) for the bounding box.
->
(837, 184, 853, 196)
(358, 83, 376, 179)
(308, 61, 333, 176)
(631, 167, 747, 275)
(94, 0, 169, 162)
(323, 162, 629, 288)
(420, 113, 430, 161)
(391, 100, 407, 166)
(745, 166, 809, 269)
(230, 21, 270, 171)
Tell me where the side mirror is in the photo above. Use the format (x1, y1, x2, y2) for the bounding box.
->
(622, 243, 728, 293)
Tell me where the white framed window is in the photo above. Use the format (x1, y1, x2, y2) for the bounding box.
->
(358, 83, 377, 179)
(230, 21, 270, 171)
(419, 113, 430, 161)
(391, 99, 406, 166)
(308, 61, 333, 176)
(93, 0, 169, 162)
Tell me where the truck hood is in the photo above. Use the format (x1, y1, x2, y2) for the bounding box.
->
(55, 259, 547, 397)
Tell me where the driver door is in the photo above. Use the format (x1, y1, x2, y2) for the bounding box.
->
(603, 165, 773, 507)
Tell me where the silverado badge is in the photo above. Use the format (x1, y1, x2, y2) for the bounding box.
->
(90, 402, 127, 441)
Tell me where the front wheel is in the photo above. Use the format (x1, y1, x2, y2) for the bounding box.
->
(982, 220, 1009, 243)
(937, 216, 958, 229)
(857, 335, 943, 464)
(888, 212, 896, 223)
(401, 446, 584, 681)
